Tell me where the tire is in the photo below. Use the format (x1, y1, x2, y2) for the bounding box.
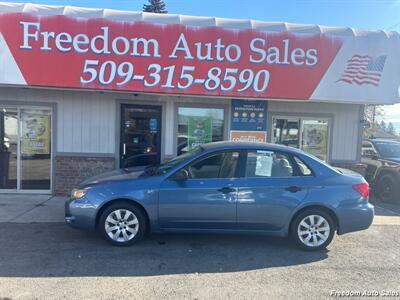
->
(98, 202, 147, 246)
(290, 209, 335, 251)
(376, 174, 399, 203)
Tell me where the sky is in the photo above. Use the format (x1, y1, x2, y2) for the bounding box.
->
(8, 0, 400, 131)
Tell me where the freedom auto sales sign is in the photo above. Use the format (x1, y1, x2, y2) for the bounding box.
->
(0, 12, 399, 103)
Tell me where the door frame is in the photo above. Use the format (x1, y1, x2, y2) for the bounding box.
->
(119, 103, 163, 168)
(0, 104, 54, 194)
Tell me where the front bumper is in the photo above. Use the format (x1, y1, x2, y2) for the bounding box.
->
(336, 202, 374, 235)
(65, 197, 97, 231)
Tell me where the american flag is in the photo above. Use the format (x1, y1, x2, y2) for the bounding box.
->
(337, 55, 386, 87)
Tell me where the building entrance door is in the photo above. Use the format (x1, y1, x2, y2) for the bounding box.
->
(0, 106, 52, 192)
(120, 104, 162, 168)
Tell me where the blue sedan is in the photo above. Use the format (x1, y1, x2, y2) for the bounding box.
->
(65, 142, 374, 251)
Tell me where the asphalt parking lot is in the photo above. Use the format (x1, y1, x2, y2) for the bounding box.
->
(0, 195, 399, 300)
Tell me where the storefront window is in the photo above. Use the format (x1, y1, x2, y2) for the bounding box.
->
(177, 107, 225, 155)
(272, 117, 329, 161)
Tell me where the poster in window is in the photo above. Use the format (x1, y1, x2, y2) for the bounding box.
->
(231, 99, 267, 131)
(301, 122, 328, 161)
(21, 111, 51, 155)
(230, 99, 267, 143)
(187, 116, 212, 150)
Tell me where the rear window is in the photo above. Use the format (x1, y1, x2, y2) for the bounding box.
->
(293, 156, 313, 176)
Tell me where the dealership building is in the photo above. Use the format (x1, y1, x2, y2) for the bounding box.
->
(0, 2, 399, 195)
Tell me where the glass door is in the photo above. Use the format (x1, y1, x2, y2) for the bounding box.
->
(272, 118, 300, 148)
(272, 116, 329, 161)
(120, 104, 162, 168)
(20, 109, 52, 190)
(0, 106, 52, 192)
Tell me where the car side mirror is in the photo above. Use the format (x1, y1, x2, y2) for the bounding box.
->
(171, 169, 189, 181)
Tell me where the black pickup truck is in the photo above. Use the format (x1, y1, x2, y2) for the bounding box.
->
(361, 139, 400, 203)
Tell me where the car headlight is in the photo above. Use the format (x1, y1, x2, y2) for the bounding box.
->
(70, 188, 88, 200)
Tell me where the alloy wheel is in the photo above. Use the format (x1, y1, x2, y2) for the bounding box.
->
(297, 214, 330, 248)
(104, 209, 139, 243)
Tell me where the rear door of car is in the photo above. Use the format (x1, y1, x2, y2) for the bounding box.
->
(235, 149, 309, 232)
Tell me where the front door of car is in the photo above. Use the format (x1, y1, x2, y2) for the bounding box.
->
(235, 150, 308, 231)
(158, 151, 240, 230)
(361, 142, 381, 182)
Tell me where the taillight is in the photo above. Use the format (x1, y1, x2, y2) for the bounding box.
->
(353, 182, 370, 199)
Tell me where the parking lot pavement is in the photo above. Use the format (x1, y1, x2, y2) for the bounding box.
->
(0, 222, 399, 300)
(369, 196, 400, 225)
(370, 196, 400, 215)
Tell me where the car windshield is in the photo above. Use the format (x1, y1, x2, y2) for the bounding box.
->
(374, 141, 400, 158)
(150, 146, 204, 176)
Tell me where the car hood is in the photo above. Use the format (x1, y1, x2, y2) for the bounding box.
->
(79, 166, 151, 187)
(381, 157, 400, 164)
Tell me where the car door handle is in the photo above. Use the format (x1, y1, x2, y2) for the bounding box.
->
(218, 187, 236, 194)
(285, 186, 302, 193)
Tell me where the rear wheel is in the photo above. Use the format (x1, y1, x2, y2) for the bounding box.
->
(376, 174, 399, 203)
(98, 202, 147, 246)
(291, 209, 335, 251)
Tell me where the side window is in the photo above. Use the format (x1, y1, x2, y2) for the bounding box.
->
(294, 156, 313, 176)
(361, 142, 377, 157)
(186, 151, 239, 179)
(245, 150, 294, 178)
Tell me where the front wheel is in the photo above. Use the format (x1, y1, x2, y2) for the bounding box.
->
(291, 209, 335, 251)
(98, 202, 147, 246)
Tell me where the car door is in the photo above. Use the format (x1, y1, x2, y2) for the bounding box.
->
(361, 141, 381, 182)
(235, 149, 308, 231)
(158, 150, 241, 230)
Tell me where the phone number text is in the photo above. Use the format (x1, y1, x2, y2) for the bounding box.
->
(80, 60, 270, 93)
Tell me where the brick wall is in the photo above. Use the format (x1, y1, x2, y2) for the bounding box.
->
(55, 156, 116, 195)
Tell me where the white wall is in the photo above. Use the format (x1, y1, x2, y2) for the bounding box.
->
(0, 87, 116, 154)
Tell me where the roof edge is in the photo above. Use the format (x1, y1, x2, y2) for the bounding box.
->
(0, 2, 398, 39)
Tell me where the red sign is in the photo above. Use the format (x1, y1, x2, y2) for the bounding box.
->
(0, 13, 343, 99)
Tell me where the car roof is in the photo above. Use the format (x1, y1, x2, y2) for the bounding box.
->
(201, 141, 302, 153)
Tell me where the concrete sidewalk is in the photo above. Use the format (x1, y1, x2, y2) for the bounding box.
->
(0, 194, 67, 223)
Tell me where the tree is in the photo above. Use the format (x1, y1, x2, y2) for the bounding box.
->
(387, 122, 395, 134)
(143, 0, 168, 13)
(380, 120, 387, 131)
(364, 105, 384, 127)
